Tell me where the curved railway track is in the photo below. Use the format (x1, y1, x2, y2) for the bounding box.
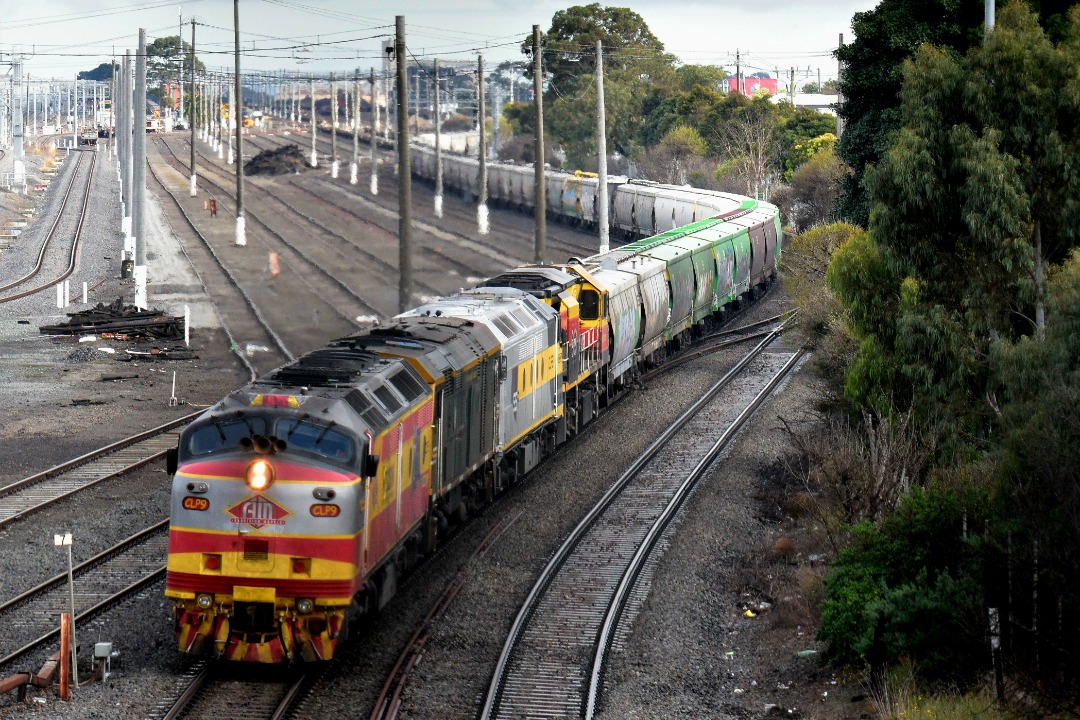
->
(0, 413, 197, 529)
(0, 149, 96, 303)
(479, 324, 803, 720)
(0, 520, 169, 671)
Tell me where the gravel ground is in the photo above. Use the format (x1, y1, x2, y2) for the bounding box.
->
(0, 135, 869, 720)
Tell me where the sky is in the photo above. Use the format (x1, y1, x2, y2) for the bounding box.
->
(0, 0, 879, 86)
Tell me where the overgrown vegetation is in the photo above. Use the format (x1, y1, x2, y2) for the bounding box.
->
(783, 3, 1080, 713)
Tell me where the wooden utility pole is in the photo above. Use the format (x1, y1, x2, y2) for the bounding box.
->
(532, 25, 545, 264)
(233, 0, 246, 246)
(396, 16, 413, 312)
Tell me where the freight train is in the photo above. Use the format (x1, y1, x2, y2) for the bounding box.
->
(411, 145, 746, 239)
(164, 172, 782, 663)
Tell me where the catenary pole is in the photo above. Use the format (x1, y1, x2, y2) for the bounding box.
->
(369, 68, 378, 195)
(596, 40, 609, 254)
(330, 72, 339, 178)
(351, 69, 360, 185)
(134, 29, 148, 309)
(433, 58, 442, 217)
(532, 24, 546, 264)
(309, 76, 317, 167)
(477, 54, 488, 234)
(234, 0, 246, 246)
(189, 18, 196, 195)
(396, 16, 412, 313)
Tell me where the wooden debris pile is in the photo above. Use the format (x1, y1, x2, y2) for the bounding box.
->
(40, 298, 182, 339)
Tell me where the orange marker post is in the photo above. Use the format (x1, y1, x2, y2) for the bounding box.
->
(59, 613, 71, 700)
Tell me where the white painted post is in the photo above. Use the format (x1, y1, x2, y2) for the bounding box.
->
(82, 282, 88, 304)
(184, 304, 190, 347)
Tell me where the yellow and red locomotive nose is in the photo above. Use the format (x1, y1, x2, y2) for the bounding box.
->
(167, 455, 363, 662)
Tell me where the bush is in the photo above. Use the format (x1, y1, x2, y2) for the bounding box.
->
(817, 483, 990, 687)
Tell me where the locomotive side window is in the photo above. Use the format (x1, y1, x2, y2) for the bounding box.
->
(579, 289, 601, 320)
(187, 418, 266, 456)
(274, 419, 355, 463)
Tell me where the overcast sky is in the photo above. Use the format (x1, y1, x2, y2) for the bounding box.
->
(1, 0, 878, 86)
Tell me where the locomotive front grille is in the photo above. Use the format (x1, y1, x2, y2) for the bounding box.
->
(243, 539, 269, 561)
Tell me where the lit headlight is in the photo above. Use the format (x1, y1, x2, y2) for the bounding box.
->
(246, 459, 274, 491)
(297, 599, 313, 614)
(197, 594, 213, 608)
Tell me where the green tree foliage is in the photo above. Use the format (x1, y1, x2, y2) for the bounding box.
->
(674, 64, 726, 92)
(501, 101, 535, 137)
(830, 4, 1080, 439)
(778, 108, 837, 178)
(635, 126, 708, 184)
(523, 3, 671, 88)
(526, 4, 677, 168)
(987, 251, 1080, 692)
(146, 36, 201, 87)
(79, 63, 118, 82)
(835, 0, 1079, 227)
(818, 484, 991, 685)
(834, 0, 987, 226)
(819, 6, 1080, 700)
(788, 145, 848, 231)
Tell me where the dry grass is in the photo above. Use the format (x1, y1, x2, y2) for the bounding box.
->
(869, 665, 1013, 720)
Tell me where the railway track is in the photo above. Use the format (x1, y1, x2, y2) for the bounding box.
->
(479, 324, 804, 720)
(247, 130, 601, 262)
(173, 133, 451, 300)
(145, 142, 293, 378)
(0, 149, 96, 303)
(153, 135, 386, 322)
(149, 662, 308, 720)
(0, 520, 169, 671)
(0, 413, 196, 529)
(189, 131, 526, 293)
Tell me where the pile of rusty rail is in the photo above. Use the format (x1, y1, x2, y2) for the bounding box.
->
(40, 298, 182, 339)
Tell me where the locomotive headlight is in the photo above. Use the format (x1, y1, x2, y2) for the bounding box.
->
(197, 594, 213, 609)
(297, 598, 313, 614)
(246, 459, 274, 491)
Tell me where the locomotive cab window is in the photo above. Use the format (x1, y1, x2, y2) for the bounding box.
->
(274, 419, 355, 464)
(579, 289, 601, 320)
(186, 417, 267, 456)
